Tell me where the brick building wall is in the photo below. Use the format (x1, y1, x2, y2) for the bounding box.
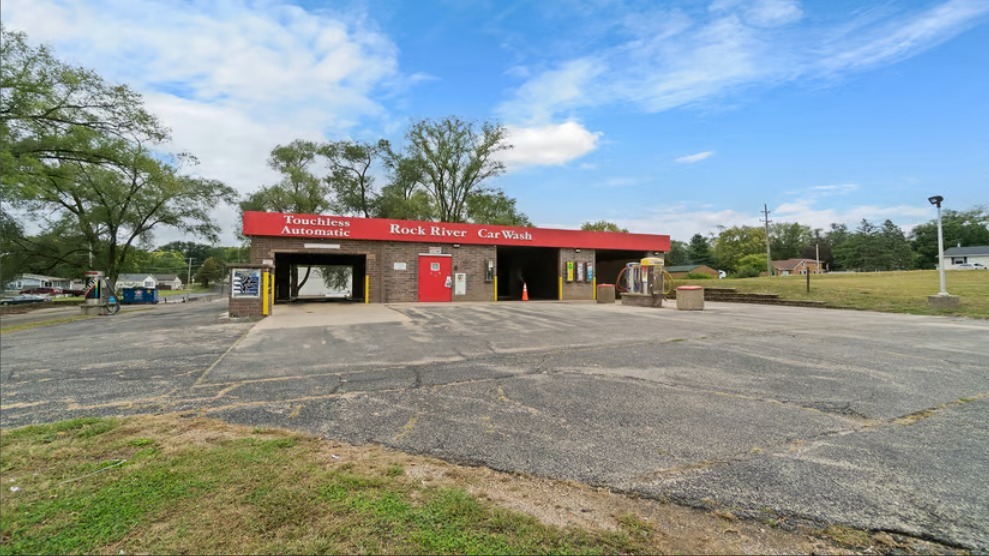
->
(248, 236, 495, 303)
(557, 248, 596, 300)
(227, 264, 272, 318)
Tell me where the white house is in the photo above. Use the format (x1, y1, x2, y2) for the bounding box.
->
(115, 273, 185, 289)
(115, 273, 158, 289)
(153, 274, 184, 290)
(942, 245, 989, 269)
(4, 273, 71, 292)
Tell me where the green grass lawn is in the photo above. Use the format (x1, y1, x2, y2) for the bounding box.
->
(0, 417, 681, 555)
(0, 416, 887, 555)
(678, 270, 989, 318)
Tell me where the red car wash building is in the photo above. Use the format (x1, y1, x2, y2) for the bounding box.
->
(231, 211, 669, 317)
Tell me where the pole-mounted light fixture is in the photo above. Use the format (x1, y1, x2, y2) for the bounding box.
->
(930, 195, 947, 296)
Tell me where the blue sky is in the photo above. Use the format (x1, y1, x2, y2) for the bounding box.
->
(4, 0, 988, 244)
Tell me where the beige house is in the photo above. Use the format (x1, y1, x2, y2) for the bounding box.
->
(772, 258, 823, 276)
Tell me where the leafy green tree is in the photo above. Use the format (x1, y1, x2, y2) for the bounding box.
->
(1, 28, 235, 285)
(195, 257, 224, 287)
(580, 220, 628, 233)
(909, 207, 989, 268)
(325, 140, 388, 218)
(666, 240, 689, 266)
(240, 140, 336, 296)
(833, 219, 876, 271)
(712, 225, 766, 272)
(735, 253, 768, 277)
(158, 242, 217, 265)
(687, 234, 713, 265)
(770, 222, 813, 260)
(832, 219, 912, 271)
(0, 211, 29, 285)
(389, 116, 511, 223)
(799, 228, 832, 271)
(1, 27, 167, 181)
(824, 223, 851, 271)
(216, 245, 250, 264)
(375, 183, 436, 220)
(241, 140, 333, 215)
(877, 219, 914, 270)
(466, 190, 531, 226)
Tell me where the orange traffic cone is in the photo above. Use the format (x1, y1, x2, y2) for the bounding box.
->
(522, 282, 529, 301)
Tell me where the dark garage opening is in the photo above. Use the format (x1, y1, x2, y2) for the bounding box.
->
(497, 246, 558, 300)
(274, 252, 366, 303)
(595, 249, 647, 293)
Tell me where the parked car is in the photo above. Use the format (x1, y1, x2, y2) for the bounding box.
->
(20, 287, 63, 295)
(955, 263, 987, 270)
(62, 288, 87, 296)
(0, 294, 48, 306)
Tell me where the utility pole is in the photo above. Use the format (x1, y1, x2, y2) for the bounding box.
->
(762, 203, 772, 277)
(187, 258, 193, 293)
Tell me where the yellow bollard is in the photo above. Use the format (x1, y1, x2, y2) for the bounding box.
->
(558, 276, 563, 301)
(493, 276, 498, 302)
(364, 275, 370, 304)
(261, 271, 269, 316)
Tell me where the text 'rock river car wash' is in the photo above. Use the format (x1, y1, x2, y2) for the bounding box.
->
(229, 211, 670, 317)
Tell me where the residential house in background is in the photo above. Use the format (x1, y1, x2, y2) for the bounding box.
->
(772, 259, 822, 276)
(4, 273, 72, 292)
(153, 274, 184, 290)
(115, 274, 158, 289)
(116, 274, 185, 289)
(665, 264, 719, 279)
(942, 245, 989, 269)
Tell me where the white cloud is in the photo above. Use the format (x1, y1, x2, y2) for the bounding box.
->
(500, 0, 989, 121)
(817, 0, 989, 74)
(3, 0, 402, 243)
(496, 121, 602, 168)
(674, 151, 715, 164)
(498, 59, 605, 124)
(711, 0, 803, 27)
(591, 200, 931, 242)
(811, 183, 859, 195)
(773, 201, 930, 232)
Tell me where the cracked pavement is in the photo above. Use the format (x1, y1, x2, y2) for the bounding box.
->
(1, 299, 987, 549)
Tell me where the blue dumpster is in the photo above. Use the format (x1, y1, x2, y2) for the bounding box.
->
(121, 287, 158, 304)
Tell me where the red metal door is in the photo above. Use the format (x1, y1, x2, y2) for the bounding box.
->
(418, 255, 452, 302)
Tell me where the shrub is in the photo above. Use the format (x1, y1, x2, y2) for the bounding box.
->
(731, 266, 761, 278)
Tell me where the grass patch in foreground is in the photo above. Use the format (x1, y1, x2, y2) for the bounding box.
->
(0, 416, 665, 554)
(3, 415, 948, 555)
(679, 270, 989, 318)
(0, 315, 95, 334)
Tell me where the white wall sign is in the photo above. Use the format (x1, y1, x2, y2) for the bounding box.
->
(454, 273, 467, 295)
(393, 262, 407, 270)
(304, 243, 341, 249)
(428, 246, 442, 254)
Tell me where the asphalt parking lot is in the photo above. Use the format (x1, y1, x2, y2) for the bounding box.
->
(1, 299, 987, 549)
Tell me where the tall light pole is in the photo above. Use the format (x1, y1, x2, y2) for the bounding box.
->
(929, 195, 947, 296)
(927, 195, 959, 308)
(762, 203, 772, 277)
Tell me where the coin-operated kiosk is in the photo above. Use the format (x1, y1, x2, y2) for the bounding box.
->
(640, 257, 665, 296)
(80, 270, 104, 315)
(621, 257, 665, 308)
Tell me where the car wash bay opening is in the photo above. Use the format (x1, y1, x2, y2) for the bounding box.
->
(232, 211, 670, 316)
